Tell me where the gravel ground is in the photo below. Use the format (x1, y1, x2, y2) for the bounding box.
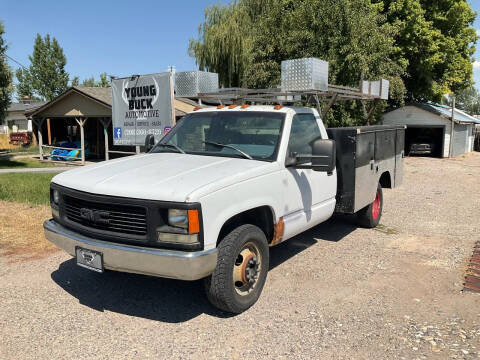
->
(1, 153, 480, 359)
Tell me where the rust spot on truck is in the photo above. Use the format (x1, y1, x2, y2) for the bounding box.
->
(270, 217, 284, 247)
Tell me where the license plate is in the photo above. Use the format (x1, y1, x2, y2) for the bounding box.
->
(75, 246, 104, 273)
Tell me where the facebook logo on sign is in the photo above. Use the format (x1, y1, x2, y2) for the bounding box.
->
(114, 127, 122, 139)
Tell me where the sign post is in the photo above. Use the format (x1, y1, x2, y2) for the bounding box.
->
(111, 72, 174, 146)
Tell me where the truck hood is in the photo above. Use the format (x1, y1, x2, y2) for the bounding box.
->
(52, 153, 278, 202)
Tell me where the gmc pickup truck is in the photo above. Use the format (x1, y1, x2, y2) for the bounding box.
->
(45, 105, 404, 313)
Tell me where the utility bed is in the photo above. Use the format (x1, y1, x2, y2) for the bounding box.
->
(327, 125, 405, 214)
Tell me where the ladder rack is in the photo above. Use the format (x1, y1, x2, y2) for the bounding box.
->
(197, 84, 384, 121)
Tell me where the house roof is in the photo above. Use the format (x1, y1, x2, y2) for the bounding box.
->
(411, 103, 480, 125)
(7, 101, 46, 113)
(26, 86, 197, 118)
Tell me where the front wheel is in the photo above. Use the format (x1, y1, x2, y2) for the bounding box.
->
(356, 184, 383, 228)
(204, 224, 269, 314)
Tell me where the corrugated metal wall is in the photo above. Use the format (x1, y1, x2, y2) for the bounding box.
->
(452, 124, 468, 156)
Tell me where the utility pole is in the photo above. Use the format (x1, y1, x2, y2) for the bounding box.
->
(449, 94, 455, 157)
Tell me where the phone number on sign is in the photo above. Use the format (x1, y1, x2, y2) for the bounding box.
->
(124, 129, 164, 136)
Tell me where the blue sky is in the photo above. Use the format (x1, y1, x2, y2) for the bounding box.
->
(2, 0, 480, 88)
(472, 1, 480, 88)
(1, 0, 227, 81)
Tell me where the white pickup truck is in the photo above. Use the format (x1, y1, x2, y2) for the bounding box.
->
(45, 105, 404, 313)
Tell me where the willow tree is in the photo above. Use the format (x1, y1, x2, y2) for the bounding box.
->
(189, 0, 273, 87)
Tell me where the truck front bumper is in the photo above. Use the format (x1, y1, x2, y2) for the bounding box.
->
(43, 219, 218, 281)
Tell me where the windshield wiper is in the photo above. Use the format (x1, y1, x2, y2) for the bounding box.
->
(202, 141, 252, 160)
(156, 143, 185, 154)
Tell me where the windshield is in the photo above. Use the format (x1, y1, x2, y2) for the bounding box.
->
(152, 111, 285, 161)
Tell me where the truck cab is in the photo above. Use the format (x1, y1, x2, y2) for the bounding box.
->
(45, 105, 402, 313)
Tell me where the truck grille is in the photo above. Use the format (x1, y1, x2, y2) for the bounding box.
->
(63, 195, 147, 236)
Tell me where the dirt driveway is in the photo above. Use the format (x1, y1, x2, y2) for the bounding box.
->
(1, 154, 480, 359)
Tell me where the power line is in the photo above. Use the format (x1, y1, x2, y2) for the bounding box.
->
(2, 53, 28, 70)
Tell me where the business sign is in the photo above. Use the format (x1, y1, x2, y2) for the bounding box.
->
(111, 72, 173, 145)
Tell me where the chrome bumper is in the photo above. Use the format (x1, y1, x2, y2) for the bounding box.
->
(43, 219, 218, 281)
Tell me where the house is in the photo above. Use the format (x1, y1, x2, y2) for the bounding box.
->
(3, 98, 46, 132)
(26, 86, 198, 164)
(382, 103, 480, 157)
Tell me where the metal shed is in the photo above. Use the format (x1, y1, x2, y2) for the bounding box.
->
(382, 103, 480, 157)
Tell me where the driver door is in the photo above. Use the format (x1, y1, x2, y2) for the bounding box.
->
(282, 113, 337, 239)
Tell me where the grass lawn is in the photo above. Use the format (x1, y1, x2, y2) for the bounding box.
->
(0, 172, 58, 205)
(0, 157, 62, 169)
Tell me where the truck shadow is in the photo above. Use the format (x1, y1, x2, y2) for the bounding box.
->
(269, 214, 357, 270)
(50, 214, 358, 323)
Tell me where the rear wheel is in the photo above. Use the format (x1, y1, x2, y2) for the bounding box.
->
(204, 224, 269, 314)
(356, 184, 383, 228)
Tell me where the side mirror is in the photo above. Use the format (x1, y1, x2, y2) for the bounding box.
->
(144, 134, 155, 152)
(311, 138, 336, 172)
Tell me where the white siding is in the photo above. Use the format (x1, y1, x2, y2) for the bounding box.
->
(452, 124, 468, 156)
(468, 125, 474, 152)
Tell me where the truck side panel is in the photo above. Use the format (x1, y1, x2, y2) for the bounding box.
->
(395, 130, 405, 187)
(354, 132, 377, 212)
(328, 125, 405, 214)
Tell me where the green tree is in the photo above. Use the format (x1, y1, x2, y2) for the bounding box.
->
(76, 72, 109, 87)
(378, 0, 477, 102)
(15, 68, 36, 100)
(445, 86, 480, 115)
(16, 34, 69, 101)
(0, 20, 13, 123)
(70, 76, 79, 87)
(190, 0, 406, 126)
(97, 72, 109, 87)
(189, 1, 268, 87)
(81, 76, 96, 87)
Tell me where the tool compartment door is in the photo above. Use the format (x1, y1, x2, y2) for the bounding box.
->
(354, 131, 376, 212)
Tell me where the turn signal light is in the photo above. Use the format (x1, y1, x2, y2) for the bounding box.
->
(188, 209, 200, 234)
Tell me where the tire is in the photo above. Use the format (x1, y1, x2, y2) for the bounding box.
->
(204, 224, 269, 314)
(356, 183, 383, 228)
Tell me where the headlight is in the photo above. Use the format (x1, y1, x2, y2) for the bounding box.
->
(158, 209, 201, 247)
(53, 189, 59, 205)
(168, 209, 188, 229)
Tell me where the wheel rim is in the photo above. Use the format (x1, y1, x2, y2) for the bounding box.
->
(233, 242, 261, 296)
(372, 191, 381, 220)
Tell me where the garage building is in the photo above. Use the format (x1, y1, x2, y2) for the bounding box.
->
(382, 103, 480, 157)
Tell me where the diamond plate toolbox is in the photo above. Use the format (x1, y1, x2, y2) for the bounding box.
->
(281, 58, 329, 92)
(175, 71, 219, 97)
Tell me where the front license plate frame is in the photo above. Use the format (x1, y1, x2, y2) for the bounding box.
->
(75, 246, 104, 273)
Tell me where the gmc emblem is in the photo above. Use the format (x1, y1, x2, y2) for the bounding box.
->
(79, 208, 111, 226)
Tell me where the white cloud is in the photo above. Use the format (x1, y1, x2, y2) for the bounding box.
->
(477, 29, 480, 36)
(474, 61, 480, 69)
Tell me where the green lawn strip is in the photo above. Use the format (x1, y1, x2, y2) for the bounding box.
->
(0, 157, 62, 169)
(0, 173, 57, 205)
(0, 144, 39, 155)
